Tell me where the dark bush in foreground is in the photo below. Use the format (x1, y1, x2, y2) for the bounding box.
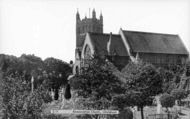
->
(42, 114, 69, 119)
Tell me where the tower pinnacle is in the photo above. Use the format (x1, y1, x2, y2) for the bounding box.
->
(100, 11, 103, 23)
(92, 8, 96, 18)
(76, 9, 80, 21)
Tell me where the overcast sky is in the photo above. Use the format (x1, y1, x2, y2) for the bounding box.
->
(0, 0, 190, 62)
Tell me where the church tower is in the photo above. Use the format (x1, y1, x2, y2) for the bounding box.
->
(76, 9, 103, 49)
(74, 9, 104, 74)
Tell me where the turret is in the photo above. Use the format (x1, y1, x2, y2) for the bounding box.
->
(92, 9, 96, 19)
(76, 9, 80, 21)
(100, 12, 103, 24)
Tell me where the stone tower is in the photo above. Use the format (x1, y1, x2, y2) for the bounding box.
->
(74, 9, 103, 74)
(76, 9, 103, 49)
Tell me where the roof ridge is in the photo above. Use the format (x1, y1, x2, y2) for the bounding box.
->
(122, 30, 188, 55)
(88, 32, 119, 36)
(123, 30, 178, 36)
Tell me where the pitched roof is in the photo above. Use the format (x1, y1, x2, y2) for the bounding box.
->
(122, 30, 189, 55)
(109, 34, 129, 56)
(89, 32, 129, 56)
(89, 32, 110, 56)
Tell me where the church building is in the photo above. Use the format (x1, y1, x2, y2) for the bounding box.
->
(74, 9, 189, 74)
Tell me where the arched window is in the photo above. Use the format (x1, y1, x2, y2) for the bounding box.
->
(84, 45, 91, 60)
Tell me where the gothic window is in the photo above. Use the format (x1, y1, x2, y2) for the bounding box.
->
(84, 45, 91, 59)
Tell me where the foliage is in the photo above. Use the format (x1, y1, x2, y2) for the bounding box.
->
(121, 61, 163, 119)
(70, 57, 125, 119)
(44, 57, 72, 85)
(160, 62, 190, 93)
(164, 63, 185, 75)
(0, 54, 72, 101)
(160, 93, 175, 110)
(171, 89, 188, 105)
(158, 68, 176, 93)
(42, 114, 68, 119)
(185, 61, 190, 76)
(44, 57, 72, 100)
(0, 73, 53, 119)
(0, 54, 73, 118)
(112, 94, 129, 110)
(118, 108, 133, 119)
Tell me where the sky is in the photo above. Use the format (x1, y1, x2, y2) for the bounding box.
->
(0, 0, 190, 63)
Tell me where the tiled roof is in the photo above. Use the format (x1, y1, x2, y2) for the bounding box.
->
(122, 30, 189, 55)
(89, 32, 129, 56)
(109, 34, 129, 56)
(89, 32, 110, 56)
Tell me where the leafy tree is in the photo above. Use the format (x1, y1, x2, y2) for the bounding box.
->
(0, 54, 73, 118)
(158, 68, 176, 93)
(0, 54, 71, 90)
(0, 72, 52, 119)
(121, 61, 163, 119)
(171, 89, 188, 106)
(185, 61, 190, 76)
(118, 108, 133, 119)
(44, 57, 72, 100)
(0, 54, 18, 72)
(160, 93, 175, 113)
(70, 57, 125, 119)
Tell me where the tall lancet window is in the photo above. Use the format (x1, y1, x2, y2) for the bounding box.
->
(84, 45, 91, 59)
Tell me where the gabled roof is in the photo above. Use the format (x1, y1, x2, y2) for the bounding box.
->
(88, 32, 129, 56)
(109, 34, 129, 56)
(89, 32, 110, 56)
(122, 30, 189, 55)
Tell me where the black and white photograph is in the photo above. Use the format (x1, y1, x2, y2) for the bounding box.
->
(0, 0, 190, 119)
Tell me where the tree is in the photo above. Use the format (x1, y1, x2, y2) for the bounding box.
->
(171, 89, 188, 111)
(160, 93, 175, 117)
(118, 108, 133, 119)
(0, 54, 72, 92)
(70, 57, 125, 119)
(185, 61, 190, 76)
(158, 68, 176, 93)
(0, 54, 72, 117)
(0, 72, 52, 119)
(121, 61, 163, 119)
(44, 57, 72, 100)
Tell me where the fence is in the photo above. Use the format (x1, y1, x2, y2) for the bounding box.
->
(147, 113, 178, 119)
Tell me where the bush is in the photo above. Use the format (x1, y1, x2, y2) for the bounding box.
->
(42, 114, 69, 119)
(118, 108, 133, 119)
(1, 76, 52, 119)
(171, 89, 188, 105)
(160, 93, 175, 111)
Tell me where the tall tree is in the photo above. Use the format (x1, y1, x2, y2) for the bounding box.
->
(160, 93, 175, 118)
(171, 88, 188, 112)
(44, 57, 72, 100)
(0, 72, 52, 119)
(70, 57, 125, 119)
(121, 61, 163, 119)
